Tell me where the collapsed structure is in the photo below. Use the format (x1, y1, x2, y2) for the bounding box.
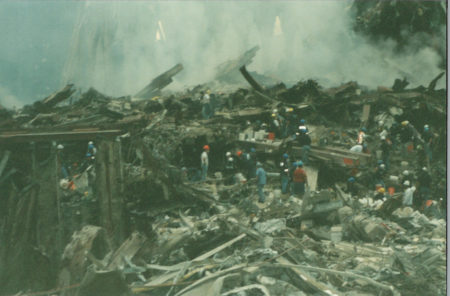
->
(0, 45, 446, 295)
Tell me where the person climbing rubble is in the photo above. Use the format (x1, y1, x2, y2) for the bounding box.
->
(269, 111, 281, 138)
(297, 128, 311, 165)
(399, 120, 414, 155)
(402, 181, 416, 207)
(399, 170, 413, 187)
(380, 135, 391, 169)
(279, 153, 290, 195)
(224, 152, 236, 185)
(87, 141, 97, 156)
(374, 187, 386, 201)
(422, 124, 433, 163)
(248, 147, 257, 179)
(256, 162, 266, 203)
(417, 166, 432, 206)
(56, 143, 69, 179)
(373, 163, 386, 188)
(357, 127, 367, 145)
(201, 145, 209, 181)
(346, 176, 358, 196)
(298, 119, 309, 133)
(201, 90, 212, 119)
(292, 161, 307, 197)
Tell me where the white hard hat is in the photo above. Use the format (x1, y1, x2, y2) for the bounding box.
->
(57, 144, 64, 150)
(422, 167, 427, 171)
(424, 124, 429, 129)
(403, 180, 410, 186)
(402, 170, 409, 176)
(273, 109, 278, 113)
(378, 120, 384, 126)
(228, 157, 233, 162)
(380, 164, 385, 169)
(226, 152, 231, 157)
(88, 141, 94, 145)
(381, 135, 386, 140)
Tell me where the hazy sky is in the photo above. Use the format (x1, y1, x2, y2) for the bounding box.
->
(0, 1, 446, 108)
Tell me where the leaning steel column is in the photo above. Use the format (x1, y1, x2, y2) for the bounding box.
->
(95, 138, 125, 246)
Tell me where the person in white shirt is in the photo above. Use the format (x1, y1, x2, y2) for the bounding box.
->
(201, 145, 210, 181)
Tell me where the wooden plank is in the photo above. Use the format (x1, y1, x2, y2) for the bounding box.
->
(0, 129, 122, 143)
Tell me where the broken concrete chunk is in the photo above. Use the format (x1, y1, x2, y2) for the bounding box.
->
(254, 218, 286, 234)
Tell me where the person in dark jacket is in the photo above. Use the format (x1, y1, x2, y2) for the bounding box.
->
(256, 162, 266, 203)
(297, 129, 311, 165)
(279, 153, 290, 194)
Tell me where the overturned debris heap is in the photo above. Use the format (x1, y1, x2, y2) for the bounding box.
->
(0, 61, 446, 296)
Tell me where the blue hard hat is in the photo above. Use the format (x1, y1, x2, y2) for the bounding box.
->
(86, 153, 92, 157)
(292, 161, 298, 167)
(283, 153, 289, 159)
(348, 177, 355, 182)
(250, 148, 256, 152)
(88, 144, 94, 149)
(297, 161, 303, 167)
(361, 127, 367, 132)
(300, 119, 306, 124)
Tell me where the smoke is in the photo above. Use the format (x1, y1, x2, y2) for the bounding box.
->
(0, 1, 446, 105)
(0, 84, 22, 109)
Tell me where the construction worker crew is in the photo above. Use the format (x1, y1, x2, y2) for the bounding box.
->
(256, 162, 266, 203)
(201, 145, 209, 181)
(292, 161, 307, 196)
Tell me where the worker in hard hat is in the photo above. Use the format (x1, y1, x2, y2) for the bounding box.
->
(374, 187, 386, 201)
(346, 176, 358, 197)
(279, 153, 290, 194)
(399, 120, 414, 155)
(56, 143, 69, 178)
(422, 124, 433, 163)
(201, 91, 211, 119)
(87, 141, 97, 156)
(373, 163, 386, 189)
(292, 161, 307, 197)
(201, 145, 210, 181)
(256, 162, 267, 203)
(297, 127, 311, 165)
(380, 135, 391, 170)
(269, 112, 281, 138)
(298, 119, 308, 133)
(224, 151, 236, 185)
(402, 181, 416, 207)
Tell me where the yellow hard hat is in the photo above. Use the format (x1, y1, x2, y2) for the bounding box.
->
(401, 120, 409, 126)
(377, 187, 385, 194)
(271, 113, 276, 117)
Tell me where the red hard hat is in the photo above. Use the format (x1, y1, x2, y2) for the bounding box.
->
(236, 150, 242, 156)
(203, 145, 210, 151)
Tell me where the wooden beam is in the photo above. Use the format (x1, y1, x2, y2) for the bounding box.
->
(0, 129, 122, 143)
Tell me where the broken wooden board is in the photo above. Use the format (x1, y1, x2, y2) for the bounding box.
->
(107, 232, 147, 269)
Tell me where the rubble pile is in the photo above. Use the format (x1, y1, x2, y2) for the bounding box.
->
(0, 53, 447, 295)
